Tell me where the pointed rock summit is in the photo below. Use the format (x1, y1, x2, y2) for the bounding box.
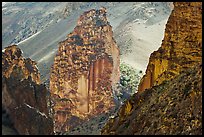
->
(2, 45, 54, 135)
(50, 7, 120, 132)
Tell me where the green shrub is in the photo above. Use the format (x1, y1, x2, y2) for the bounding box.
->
(119, 62, 142, 93)
(115, 61, 143, 103)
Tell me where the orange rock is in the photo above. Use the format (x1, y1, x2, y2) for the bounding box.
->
(138, 2, 202, 92)
(2, 45, 53, 135)
(50, 8, 120, 132)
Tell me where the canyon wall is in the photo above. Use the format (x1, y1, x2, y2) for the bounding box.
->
(2, 45, 53, 135)
(138, 2, 202, 92)
(101, 2, 202, 135)
(49, 7, 120, 132)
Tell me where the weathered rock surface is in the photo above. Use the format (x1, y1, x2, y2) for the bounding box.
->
(102, 64, 202, 135)
(2, 106, 19, 135)
(2, 45, 54, 135)
(101, 2, 202, 135)
(138, 2, 202, 92)
(50, 7, 120, 132)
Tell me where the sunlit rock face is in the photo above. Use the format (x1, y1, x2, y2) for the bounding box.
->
(2, 45, 54, 135)
(138, 2, 202, 92)
(101, 3, 202, 135)
(50, 7, 120, 132)
(2, 45, 41, 84)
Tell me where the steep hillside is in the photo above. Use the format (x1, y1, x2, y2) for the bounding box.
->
(2, 2, 85, 48)
(63, 112, 112, 135)
(102, 63, 202, 135)
(113, 2, 172, 71)
(2, 2, 172, 82)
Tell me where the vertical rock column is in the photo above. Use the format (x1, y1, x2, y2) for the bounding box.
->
(50, 7, 120, 132)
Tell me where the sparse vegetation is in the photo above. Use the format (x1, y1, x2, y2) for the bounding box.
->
(115, 62, 142, 103)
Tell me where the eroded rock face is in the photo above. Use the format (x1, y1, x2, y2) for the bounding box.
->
(2, 45, 54, 135)
(138, 2, 202, 92)
(50, 7, 120, 132)
(101, 2, 202, 135)
(2, 45, 41, 84)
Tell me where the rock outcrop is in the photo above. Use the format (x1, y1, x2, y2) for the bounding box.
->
(101, 2, 202, 135)
(49, 7, 120, 132)
(2, 45, 54, 135)
(102, 64, 202, 135)
(138, 2, 202, 92)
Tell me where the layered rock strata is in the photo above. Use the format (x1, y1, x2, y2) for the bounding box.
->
(2, 45, 54, 135)
(138, 2, 202, 92)
(50, 7, 120, 132)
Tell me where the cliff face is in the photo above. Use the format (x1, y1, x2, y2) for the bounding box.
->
(2, 45, 53, 135)
(138, 2, 202, 92)
(49, 7, 120, 132)
(101, 2, 202, 135)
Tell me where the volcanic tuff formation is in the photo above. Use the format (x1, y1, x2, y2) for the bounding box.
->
(2, 45, 53, 135)
(101, 2, 202, 135)
(50, 7, 120, 132)
(138, 2, 202, 92)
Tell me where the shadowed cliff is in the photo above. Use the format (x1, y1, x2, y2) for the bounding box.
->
(2, 45, 54, 135)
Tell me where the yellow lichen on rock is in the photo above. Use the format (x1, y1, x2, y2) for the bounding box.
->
(125, 101, 132, 115)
